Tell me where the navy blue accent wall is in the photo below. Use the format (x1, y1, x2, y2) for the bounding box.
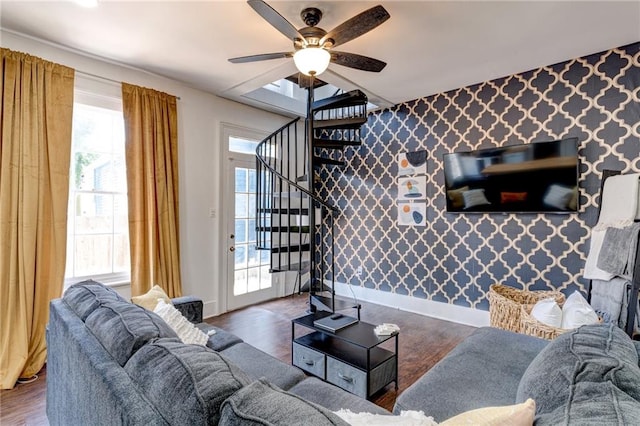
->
(319, 43, 639, 310)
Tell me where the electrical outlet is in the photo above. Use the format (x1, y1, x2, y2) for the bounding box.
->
(356, 266, 363, 277)
(208, 208, 216, 218)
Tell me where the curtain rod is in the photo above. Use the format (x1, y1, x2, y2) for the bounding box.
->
(76, 70, 181, 100)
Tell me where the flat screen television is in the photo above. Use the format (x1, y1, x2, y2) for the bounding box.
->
(443, 138, 579, 213)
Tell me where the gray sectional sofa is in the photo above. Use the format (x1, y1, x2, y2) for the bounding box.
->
(47, 280, 640, 425)
(46, 280, 387, 425)
(394, 322, 640, 424)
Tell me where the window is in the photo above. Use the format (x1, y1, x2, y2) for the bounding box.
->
(65, 91, 130, 286)
(229, 136, 259, 155)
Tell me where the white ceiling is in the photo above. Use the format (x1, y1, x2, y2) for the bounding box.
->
(2, 1, 639, 115)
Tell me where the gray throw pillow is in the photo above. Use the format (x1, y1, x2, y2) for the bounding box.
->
(535, 384, 640, 425)
(125, 339, 251, 425)
(63, 279, 125, 320)
(85, 301, 178, 366)
(516, 323, 640, 423)
(219, 378, 349, 425)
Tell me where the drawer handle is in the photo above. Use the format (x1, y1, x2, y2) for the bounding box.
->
(302, 357, 315, 366)
(337, 373, 353, 383)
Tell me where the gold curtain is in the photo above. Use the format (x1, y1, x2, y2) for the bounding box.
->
(0, 48, 74, 389)
(122, 83, 182, 298)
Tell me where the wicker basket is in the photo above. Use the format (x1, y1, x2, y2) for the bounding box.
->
(488, 284, 566, 333)
(520, 304, 569, 340)
(520, 303, 603, 340)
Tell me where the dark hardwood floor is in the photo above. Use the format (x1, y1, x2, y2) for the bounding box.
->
(0, 366, 48, 426)
(0, 294, 475, 424)
(204, 294, 476, 411)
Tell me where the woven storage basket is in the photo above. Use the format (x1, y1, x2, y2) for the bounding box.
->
(520, 303, 603, 340)
(520, 304, 569, 340)
(488, 284, 566, 333)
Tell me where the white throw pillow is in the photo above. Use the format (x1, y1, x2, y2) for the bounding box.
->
(561, 291, 599, 329)
(334, 409, 437, 426)
(154, 299, 209, 345)
(440, 398, 536, 426)
(531, 298, 563, 328)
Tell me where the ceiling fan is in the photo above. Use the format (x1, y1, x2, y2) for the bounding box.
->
(229, 0, 390, 77)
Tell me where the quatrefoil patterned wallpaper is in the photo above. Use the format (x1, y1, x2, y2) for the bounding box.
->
(318, 42, 639, 311)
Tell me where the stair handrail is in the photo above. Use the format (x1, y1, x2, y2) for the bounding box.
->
(255, 117, 339, 213)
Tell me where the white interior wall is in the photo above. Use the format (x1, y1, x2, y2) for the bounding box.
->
(2, 31, 291, 318)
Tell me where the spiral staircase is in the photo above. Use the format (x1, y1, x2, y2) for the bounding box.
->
(255, 80, 368, 315)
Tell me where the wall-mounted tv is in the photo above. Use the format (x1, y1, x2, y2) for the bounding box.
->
(443, 138, 579, 213)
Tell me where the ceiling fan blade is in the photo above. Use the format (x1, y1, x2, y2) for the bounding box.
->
(320, 5, 390, 48)
(247, 0, 305, 42)
(228, 52, 293, 64)
(330, 51, 387, 72)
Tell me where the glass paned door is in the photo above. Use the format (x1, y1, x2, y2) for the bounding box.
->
(227, 158, 275, 310)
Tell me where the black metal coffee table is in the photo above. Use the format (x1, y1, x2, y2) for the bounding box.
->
(291, 311, 398, 399)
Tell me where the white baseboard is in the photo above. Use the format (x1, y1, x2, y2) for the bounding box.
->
(333, 282, 490, 328)
(203, 300, 218, 320)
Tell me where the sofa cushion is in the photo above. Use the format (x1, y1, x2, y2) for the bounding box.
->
(535, 385, 640, 425)
(85, 301, 178, 366)
(125, 339, 251, 425)
(289, 377, 390, 415)
(221, 342, 306, 390)
(219, 378, 349, 426)
(392, 327, 548, 421)
(196, 323, 244, 351)
(516, 323, 640, 424)
(63, 279, 125, 320)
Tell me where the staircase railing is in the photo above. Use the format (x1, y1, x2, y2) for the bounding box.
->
(255, 116, 338, 304)
(256, 85, 367, 315)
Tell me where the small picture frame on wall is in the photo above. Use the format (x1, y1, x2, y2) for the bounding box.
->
(398, 150, 427, 176)
(398, 176, 427, 201)
(398, 202, 426, 226)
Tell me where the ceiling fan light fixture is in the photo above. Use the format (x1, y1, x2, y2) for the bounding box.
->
(293, 47, 330, 76)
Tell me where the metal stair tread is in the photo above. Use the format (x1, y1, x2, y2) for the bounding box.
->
(274, 191, 308, 198)
(258, 207, 310, 215)
(300, 278, 333, 293)
(314, 156, 344, 166)
(268, 243, 311, 254)
(270, 261, 310, 273)
(256, 226, 310, 233)
(310, 294, 360, 313)
(313, 138, 361, 149)
(313, 117, 367, 130)
(312, 90, 368, 112)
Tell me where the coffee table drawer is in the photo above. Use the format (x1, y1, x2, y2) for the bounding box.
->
(326, 357, 367, 398)
(293, 342, 325, 379)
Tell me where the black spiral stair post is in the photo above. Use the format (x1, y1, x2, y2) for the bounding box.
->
(306, 75, 317, 311)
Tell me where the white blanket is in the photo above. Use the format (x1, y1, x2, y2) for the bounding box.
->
(594, 173, 640, 230)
